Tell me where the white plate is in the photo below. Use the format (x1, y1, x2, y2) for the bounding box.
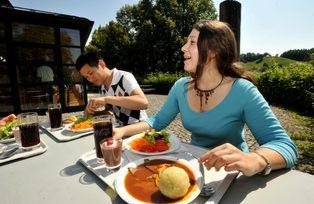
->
(0, 140, 48, 164)
(65, 124, 93, 133)
(0, 137, 15, 144)
(115, 155, 203, 204)
(0, 143, 6, 154)
(124, 132, 181, 156)
(40, 122, 93, 142)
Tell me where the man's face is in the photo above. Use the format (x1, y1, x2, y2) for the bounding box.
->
(79, 64, 104, 86)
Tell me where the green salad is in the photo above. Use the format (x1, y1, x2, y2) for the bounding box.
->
(0, 120, 17, 140)
(72, 115, 93, 125)
(143, 129, 170, 144)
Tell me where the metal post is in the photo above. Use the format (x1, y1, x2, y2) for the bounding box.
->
(219, 0, 241, 60)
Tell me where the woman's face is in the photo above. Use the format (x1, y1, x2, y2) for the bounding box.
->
(181, 29, 199, 73)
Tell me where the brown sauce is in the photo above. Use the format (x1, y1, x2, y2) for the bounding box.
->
(124, 159, 197, 203)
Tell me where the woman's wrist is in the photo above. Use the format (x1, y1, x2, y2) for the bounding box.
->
(250, 152, 268, 175)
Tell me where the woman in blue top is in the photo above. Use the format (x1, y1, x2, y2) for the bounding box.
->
(114, 20, 297, 176)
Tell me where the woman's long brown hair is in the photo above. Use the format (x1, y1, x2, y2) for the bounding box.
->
(189, 20, 252, 83)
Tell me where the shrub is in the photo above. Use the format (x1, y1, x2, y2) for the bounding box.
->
(257, 63, 314, 115)
(143, 72, 185, 94)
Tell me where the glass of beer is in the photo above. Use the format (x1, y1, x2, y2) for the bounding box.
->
(17, 112, 40, 150)
(48, 103, 62, 130)
(92, 115, 113, 163)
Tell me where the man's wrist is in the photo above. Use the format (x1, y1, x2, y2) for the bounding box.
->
(103, 96, 111, 105)
(83, 109, 88, 116)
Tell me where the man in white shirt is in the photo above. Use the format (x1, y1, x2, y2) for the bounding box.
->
(76, 52, 148, 125)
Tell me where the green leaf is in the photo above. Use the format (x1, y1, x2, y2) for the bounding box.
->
(73, 115, 93, 125)
(0, 120, 17, 140)
(143, 129, 170, 144)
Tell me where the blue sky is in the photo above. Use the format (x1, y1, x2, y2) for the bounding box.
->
(10, 0, 314, 55)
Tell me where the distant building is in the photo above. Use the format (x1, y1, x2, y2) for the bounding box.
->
(0, 0, 93, 116)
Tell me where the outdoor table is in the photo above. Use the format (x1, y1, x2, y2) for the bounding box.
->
(1, 131, 313, 204)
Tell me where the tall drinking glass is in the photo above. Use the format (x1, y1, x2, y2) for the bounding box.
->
(100, 137, 122, 170)
(94, 106, 107, 116)
(92, 115, 113, 163)
(17, 112, 40, 150)
(48, 103, 62, 130)
(94, 106, 117, 127)
(12, 126, 21, 146)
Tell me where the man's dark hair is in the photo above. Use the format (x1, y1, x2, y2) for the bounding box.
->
(75, 52, 100, 71)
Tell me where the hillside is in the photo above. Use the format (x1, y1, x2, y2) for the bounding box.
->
(242, 56, 304, 71)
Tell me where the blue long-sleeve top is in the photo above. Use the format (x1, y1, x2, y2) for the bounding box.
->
(145, 77, 298, 168)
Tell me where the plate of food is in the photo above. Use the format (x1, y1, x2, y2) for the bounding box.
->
(124, 129, 181, 156)
(66, 116, 93, 133)
(63, 115, 78, 124)
(0, 120, 17, 143)
(115, 155, 203, 204)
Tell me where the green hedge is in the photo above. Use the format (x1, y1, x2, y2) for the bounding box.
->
(143, 72, 185, 94)
(256, 63, 314, 115)
(143, 64, 313, 115)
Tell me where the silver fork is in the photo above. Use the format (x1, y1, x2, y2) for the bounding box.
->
(181, 151, 215, 197)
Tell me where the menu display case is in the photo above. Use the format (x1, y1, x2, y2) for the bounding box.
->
(0, 5, 93, 116)
(61, 28, 85, 108)
(0, 22, 14, 113)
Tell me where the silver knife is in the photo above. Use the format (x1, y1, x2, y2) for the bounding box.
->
(0, 146, 19, 159)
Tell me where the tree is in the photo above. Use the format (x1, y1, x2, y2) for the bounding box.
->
(86, 0, 217, 76)
(280, 49, 311, 61)
(240, 52, 270, 63)
(86, 21, 131, 70)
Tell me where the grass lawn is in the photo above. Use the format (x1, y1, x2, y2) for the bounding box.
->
(288, 110, 314, 174)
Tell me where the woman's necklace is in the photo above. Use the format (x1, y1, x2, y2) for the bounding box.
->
(194, 76, 224, 110)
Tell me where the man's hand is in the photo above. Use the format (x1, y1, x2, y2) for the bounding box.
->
(85, 97, 107, 115)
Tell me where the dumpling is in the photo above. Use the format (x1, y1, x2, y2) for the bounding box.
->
(158, 166, 190, 199)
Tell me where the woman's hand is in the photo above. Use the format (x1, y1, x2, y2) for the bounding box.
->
(198, 143, 266, 176)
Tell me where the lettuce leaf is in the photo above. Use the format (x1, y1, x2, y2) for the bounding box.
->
(143, 129, 170, 144)
(0, 120, 17, 140)
(73, 115, 93, 125)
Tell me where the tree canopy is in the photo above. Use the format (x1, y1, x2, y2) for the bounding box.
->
(86, 0, 217, 76)
(280, 49, 313, 62)
(240, 52, 271, 63)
